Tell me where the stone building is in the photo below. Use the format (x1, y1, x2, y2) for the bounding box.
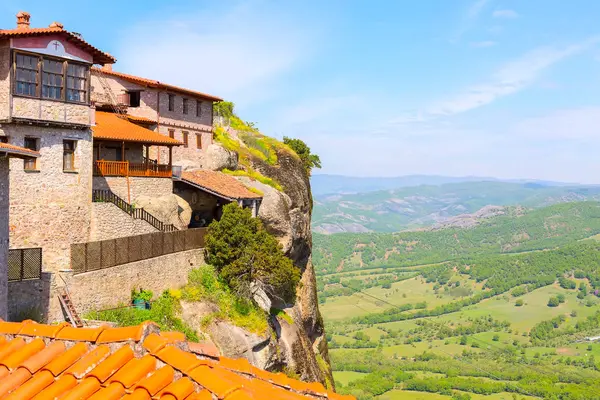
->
(0, 12, 115, 272)
(0, 142, 40, 319)
(91, 66, 223, 169)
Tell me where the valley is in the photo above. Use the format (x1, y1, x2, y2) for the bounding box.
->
(315, 201, 600, 399)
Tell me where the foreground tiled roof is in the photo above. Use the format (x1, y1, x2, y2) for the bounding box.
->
(127, 115, 158, 125)
(0, 320, 353, 400)
(0, 27, 115, 64)
(181, 171, 263, 201)
(91, 68, 223, 102)
(94, 112, 181, 146)
(0, 142, 40, 159)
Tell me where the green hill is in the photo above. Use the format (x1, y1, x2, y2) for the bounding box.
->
(313, 181, 600, 233)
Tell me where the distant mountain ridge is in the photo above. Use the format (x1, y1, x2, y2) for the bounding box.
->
(312, 179, 600, 233)
(311, 174, 583, 197)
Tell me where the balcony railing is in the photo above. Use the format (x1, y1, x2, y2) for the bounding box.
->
(94, 160, 172, 178)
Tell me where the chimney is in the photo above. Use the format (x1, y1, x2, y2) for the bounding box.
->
(102, 64, 113, 72)
(49, 21, 64, 29)
(16, 11, 31, 30)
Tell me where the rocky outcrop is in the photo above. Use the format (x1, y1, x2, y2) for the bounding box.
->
(204, 144, 239, 171)
(134, 194, 192, 230)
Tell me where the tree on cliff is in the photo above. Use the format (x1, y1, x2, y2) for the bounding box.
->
(205, 203, 300, 303)
(283, 136, 322, 176)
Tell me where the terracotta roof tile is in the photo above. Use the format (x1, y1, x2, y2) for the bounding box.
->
(92, 67, 223, 101)
(0, 142, 40, 159)
(181, 170, 262, 201)
(187, 341, 220, 358)
(93, 111, 182, 146)
(0, 321, 353, 399)
(127, 115, 158, 125)
(0, 27, 115, 64)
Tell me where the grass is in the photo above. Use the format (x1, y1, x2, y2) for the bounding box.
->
(333, 371, 367, 386)
(85, 291, 199, 341)
(223, 168, 283, 191)
(181, 265, 268, 335)
(271, 308, 294, 325)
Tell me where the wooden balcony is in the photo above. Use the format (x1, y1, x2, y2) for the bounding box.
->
(94, 160, 172, 178)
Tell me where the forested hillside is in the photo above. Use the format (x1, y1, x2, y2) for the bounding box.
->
(314, 201, 600, 274)
(313, 181, 600, 233)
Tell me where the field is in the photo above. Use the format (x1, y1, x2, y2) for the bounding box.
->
(316, 202, 600, 399)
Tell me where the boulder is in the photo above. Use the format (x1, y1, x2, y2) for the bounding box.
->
(134, 194, 192, 230)
(204, 144, 238, 171)
(251, 282, 272, 312)
(177, 159, 202, 172)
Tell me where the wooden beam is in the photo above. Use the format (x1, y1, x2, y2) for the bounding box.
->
(168, 146, 173, 169)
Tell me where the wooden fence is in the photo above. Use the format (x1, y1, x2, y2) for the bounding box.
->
(8, 248, 42, 282)
(70, 228, 206, 274)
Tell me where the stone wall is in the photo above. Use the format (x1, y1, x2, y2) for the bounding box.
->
(92, 176, 173, 204)
(12, 97, 91, 125)
(7, 273, 51, 322)
(0, 40, 10, 120)
(64, 248, 205, 316)
(90, 203, 158, 241)
(6, 125, 93, 273)
(0, 158, 9, 319)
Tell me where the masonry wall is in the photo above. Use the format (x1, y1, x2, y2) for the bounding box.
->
(92, 176, 173, 204)
(6, 125, 93, 273)
(0, 158, 9, 319)
(7, 273, 51, 322)
(12, 97, 92, 125)
(64, 248, 205, 316)
(90, 203, 158, 241)
(0, 40, 10, 120)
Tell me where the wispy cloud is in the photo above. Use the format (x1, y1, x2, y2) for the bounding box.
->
(429, 37, 600, 116)
(114, 2, 318, 107)
(451, 0, 492, 42)
(493, 9, 519, 18)
(471, 40, 497, 48)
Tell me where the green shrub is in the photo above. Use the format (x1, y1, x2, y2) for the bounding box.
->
(205, 203, 300, 303)
(283, 136, 321, 176)
(515, 299, 524, 307)
(547, 296, 560, 307)
(131, 288, 153, 303)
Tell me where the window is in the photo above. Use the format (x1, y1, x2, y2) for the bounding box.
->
(23, 137, 38, 171)
(196, 100, 202, 117)
(196, 133, 202, 149)
(128, 91, 141, 107)
(183, 98, 189, 114)
(15, 54, 38, 97)
(169, 129, 175, 139)
(182, 131, 189, 148)
(13, 52, 89, 103)
(66, 63, 88, 103)
(42, 59, 63, 100)
(168, 94, 175, 111)
(0, 137, 7, 143)
(63, 140, 76, 171)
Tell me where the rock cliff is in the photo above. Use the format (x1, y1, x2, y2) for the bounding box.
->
(186, 123, 333, 387)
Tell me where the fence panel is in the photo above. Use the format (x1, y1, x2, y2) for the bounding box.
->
(70, 228, 206, 274)
(8, 248, 42, 281)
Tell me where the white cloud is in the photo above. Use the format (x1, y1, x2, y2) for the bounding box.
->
(493, 9, 519, 18)
(451, 0, 492, 42)
(513, 107, 600, 140)
(429, 37, 600, 116)
(467, 0, 492, 19)
(113, 2, 318, 107)
(471, 40, 497, 48)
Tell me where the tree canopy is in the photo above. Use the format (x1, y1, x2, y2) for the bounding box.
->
(283, 136, 322, 175)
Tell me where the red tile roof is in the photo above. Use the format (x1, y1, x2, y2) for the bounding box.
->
(94, 112, 181, 146)
(0, 143, 40, 159)
(0, 320, 354, 400)
(181, 170, 262, 200)
(0, 27, 115, 65)
(126, 115, 158, 125)
(92, 68, 223, 102)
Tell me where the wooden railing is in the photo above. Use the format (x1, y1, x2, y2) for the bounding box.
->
(92, 189, 177, 232)
(94, 160, 171, 178)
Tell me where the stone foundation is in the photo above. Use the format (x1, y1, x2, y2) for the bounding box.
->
(92, 176, 173, 203)
(90, 203, 158, 241)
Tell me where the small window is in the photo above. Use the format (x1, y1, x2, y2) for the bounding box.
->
(23, 137, 39, 171)
(182, 131, 189, 148)
(196, 100, 202, 117)
(128, 91, 141, 107)
(183, 98, 189, 114)
(169, 129, 175, 139)
(168, 94, 175, 111)
(0, 137, 7, 143)
(66, 63, 88, 103)
(63, 140, 76, 171)
(42, 59, 64, 100)
(196, 133, 202, 149)
(15, 54, 38, 97)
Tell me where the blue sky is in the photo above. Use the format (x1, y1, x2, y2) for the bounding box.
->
(4, 0, 600, 183)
